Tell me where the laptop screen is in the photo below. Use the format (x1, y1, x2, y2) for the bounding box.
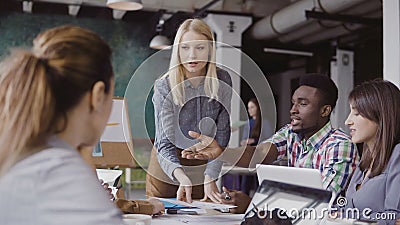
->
(256, 164, 324, 190)
(244, 179, 332, 225)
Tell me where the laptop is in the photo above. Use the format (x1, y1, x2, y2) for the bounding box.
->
(244, 179, 333, 225)
(256, 164, 324, 190)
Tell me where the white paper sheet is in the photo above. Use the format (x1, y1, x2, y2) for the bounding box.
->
(96, 169, 123, 186)
(100, 99, 131, 142)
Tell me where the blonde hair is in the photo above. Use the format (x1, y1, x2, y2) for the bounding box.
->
(167, 18, 219, 106)
(0, 25, 113, 176)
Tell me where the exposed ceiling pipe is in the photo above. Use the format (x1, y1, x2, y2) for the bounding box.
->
(250, 0, 367, 40)
(278, 0, 381, 43)
(264, 47, 313, 57)
(22, 0, 103, 7)
(339, 0, 381, 15)
(299, 10, 381, 45)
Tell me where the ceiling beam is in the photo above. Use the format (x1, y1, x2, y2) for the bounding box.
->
(193, 0, 221, 17)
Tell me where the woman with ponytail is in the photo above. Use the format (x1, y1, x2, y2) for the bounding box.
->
(0, 25, 123, 224)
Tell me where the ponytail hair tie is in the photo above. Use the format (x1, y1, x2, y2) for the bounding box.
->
(32, 50, 48, 65)
(38, 57, 48, 66)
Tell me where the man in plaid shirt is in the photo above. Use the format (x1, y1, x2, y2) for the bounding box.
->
(182, 73, 359, 213)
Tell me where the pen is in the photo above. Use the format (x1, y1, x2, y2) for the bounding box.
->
(166, 209, 198, 215)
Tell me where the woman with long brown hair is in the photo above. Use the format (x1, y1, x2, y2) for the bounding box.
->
(344, 79, 400, 224)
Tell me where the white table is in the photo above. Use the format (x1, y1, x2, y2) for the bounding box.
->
(151, 213, 244, 225)
(150, 214, 359, 225)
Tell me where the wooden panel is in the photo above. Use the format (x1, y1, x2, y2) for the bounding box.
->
(91, 142, 136, 168)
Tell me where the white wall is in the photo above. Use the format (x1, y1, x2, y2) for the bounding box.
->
(269, 68, 306, 128)
(331, 49, 353, 132)
(383, 0, 400, 87)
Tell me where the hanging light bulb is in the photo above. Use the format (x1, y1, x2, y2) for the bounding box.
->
(106, 0, 143, 11)
(149, 13, 172, 50)
(150, 35, 171, 49)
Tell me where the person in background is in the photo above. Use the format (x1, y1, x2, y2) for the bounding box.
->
(182, 73, 358, 213)
(0, 25, 162, 225)
(146, 18, 232, 203)
(343, 80, 400, 224)
(240, 98, 273, 146)
(238, 98, 273, 195)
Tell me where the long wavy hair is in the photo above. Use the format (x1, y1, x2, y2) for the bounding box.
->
(349, 79, 400, 177)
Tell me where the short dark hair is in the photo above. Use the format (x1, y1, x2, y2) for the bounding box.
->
(299, 73, 338, 109)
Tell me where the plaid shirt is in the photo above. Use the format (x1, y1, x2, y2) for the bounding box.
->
(266, 122, 358, 193)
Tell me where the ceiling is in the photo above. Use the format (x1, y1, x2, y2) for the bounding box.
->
(1, 0, 384, 80)
(10, 0, 382, 47)
(17, 0, 293, 17)
(0, 0, 382, 59)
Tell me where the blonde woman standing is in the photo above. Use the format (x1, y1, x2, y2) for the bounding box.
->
(146, 18, 232, 203)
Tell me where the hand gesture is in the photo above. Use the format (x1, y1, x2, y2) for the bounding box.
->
(181, 131, 223, 160)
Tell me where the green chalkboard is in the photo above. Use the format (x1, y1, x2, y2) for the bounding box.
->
(0, 11, 161, 138)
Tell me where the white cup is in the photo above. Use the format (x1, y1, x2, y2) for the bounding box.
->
(122, 214, 152, 225)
